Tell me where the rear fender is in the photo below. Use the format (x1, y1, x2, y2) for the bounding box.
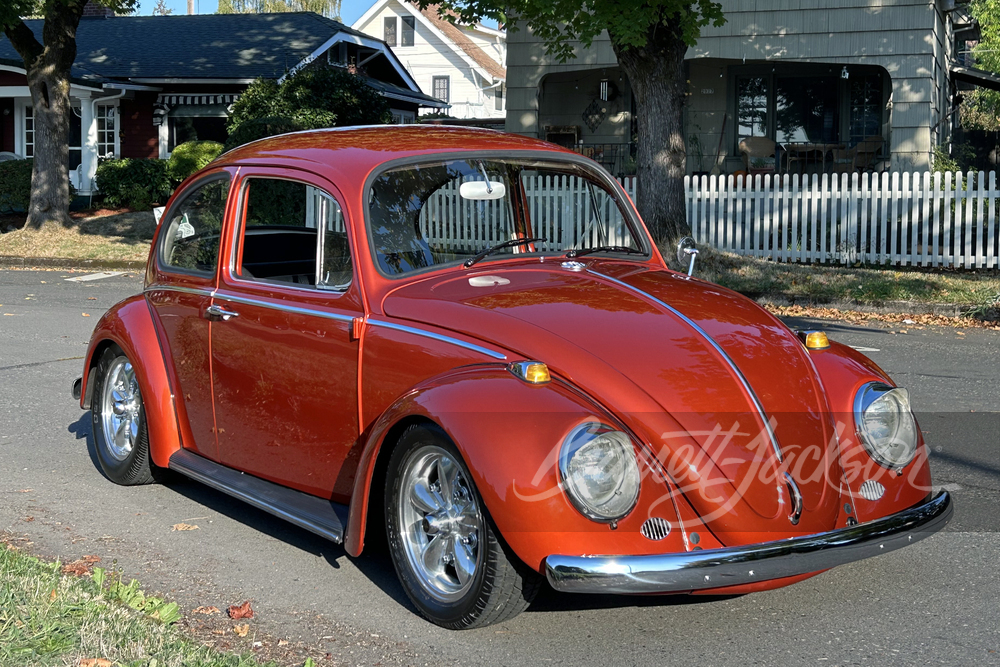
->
(345, 365, 690, 570)
(81, 295, 181, 468)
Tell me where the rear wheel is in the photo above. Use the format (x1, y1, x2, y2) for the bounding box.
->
(385, 424, 540, 629)
(91, 345, 155, 485)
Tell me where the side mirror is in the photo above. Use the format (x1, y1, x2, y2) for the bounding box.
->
(676, 237, 699, 276)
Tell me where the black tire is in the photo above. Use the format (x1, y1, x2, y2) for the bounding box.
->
(384, 424, 541, 629)
(91, 345, 156, 485)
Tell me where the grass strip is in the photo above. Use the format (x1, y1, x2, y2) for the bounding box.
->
(0, 544, 273, 667)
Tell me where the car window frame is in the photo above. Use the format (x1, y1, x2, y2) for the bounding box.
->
(156, 171, 234, 279)
(362, 150, 652, 280)
(226, 171, 355, 296)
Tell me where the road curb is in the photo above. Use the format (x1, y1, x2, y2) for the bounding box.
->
(0, 255, 145, 271)
(755, 294, 978, 318)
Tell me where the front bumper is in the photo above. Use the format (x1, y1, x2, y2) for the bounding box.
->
(545, 491, 952, 595)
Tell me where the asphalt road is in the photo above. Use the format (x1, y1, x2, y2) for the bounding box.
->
(1, 268, 998, 666)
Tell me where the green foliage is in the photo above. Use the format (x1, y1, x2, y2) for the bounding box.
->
(962, 0, 1000, 130)
(95, 158, 174, 210)
(217, 0, 340, 16)
(416, 0, 724, 62)
(167, 140, 224, 182)
(933, 143, 977, 173)
(225, 68, 392, 150)
(0, 159, 76, 213)
(0, 0, 138, 32)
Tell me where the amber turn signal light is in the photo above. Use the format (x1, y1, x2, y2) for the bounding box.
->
(509, 361, 551, 384)
(798, 330, 830, 350)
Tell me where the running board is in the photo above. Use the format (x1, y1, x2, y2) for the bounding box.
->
(168, 449, 348, 544)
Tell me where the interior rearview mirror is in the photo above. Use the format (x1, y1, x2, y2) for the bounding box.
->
(460, 180, 506, 200)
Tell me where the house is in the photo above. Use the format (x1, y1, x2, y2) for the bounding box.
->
(0, 7, 448, 195)
(505, 0, 996, 175)
(352, 0, 506, 120)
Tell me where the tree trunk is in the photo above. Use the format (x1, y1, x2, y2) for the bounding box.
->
(612, 22, 691, 248)
(4, 2, 86, 228)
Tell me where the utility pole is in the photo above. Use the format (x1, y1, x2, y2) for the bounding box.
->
(187, 0, 194, 14)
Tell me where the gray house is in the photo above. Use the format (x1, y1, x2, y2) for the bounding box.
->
(506, 0, 992, 174)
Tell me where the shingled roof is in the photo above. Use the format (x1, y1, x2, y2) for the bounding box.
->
(0, 12, 372, 82)
(417, 5, 505, 82)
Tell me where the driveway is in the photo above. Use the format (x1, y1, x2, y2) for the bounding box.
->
(1, 269, 998, 666)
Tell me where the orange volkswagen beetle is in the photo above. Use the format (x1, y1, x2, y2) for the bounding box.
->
(74, 127, 951, 629)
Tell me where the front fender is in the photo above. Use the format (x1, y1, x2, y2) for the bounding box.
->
(345, 366, 690, 569)
(81, 295, 181, 468)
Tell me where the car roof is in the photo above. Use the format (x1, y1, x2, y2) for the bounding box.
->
(217, 125, 577, 178)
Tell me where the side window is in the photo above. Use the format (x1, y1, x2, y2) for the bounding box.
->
(238, 177, 351, 290)
(162, 176, 230, 273)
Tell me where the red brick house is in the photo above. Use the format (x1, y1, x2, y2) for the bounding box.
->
(0, 9, 447, 195)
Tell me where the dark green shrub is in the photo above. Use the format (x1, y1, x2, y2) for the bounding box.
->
(167, 140, 224, 182)
(0, 159, 76, 214)
(0, 158, 33, 213)
(95, 158, 174, 210)
(225, 67, 392, 150)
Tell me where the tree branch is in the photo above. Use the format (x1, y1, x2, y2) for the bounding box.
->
(3, 19, 43, 67)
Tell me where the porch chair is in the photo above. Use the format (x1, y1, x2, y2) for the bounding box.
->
(830, 147, 858, 174)
(738, 137, 777, 176)
(0, 151, 23, 162)
(854, 136, 888, 173)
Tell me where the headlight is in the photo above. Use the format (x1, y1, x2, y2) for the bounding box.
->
(854, 382, 919, 469)
(559, 422, 640, 522)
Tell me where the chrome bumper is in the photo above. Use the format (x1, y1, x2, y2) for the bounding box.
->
(545, 491, 952, 595)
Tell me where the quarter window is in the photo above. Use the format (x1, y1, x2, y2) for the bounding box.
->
(161, 177, 231, 274)
(237, 178, 351, 290)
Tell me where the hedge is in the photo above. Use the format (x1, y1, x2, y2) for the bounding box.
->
(0, 159, 76, 214)
(167, 140, 224, 182)
(95, 158, 174, 210)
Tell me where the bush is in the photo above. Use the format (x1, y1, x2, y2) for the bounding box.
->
(0, 159, 76, 214)
(167, 140, 224, 182)
(0, 159, 33, 213)
(95, 158, 174, 210)
(225, 67, 392, 150)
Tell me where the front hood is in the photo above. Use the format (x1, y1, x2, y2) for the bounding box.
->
(382, 261, 843, 539)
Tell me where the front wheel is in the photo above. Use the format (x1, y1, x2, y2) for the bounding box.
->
(91, 345, 156, 485)
(385, 424, 540, 629)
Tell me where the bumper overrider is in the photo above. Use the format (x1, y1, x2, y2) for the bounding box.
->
(545, 491, 953, 595)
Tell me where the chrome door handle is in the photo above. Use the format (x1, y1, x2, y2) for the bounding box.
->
(205, 304, 239, 321)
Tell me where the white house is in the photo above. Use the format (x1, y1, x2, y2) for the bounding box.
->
(353, 0, 506, 120)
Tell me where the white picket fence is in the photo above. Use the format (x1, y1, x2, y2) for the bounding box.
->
(684, 172, 1000, 268)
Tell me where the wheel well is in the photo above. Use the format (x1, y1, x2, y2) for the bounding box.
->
(81, 339, 119, 410)
(362, 415, 440, 553)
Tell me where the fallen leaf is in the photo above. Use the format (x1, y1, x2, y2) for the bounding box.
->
(228, 601, 254, 619)
(79, 659, 112, 667)
(212, 629, 227, 636)
(233, 623, 250, 637)
(278, 639, 289, 646)
(87, 297, 97, 300)
(49, 589, 57, 601)
(193, 605, 220, 615)
(25, 516, 34, 522)
(17, 489, 33, 493)
(82, 313, 91, 317)
(171, 523, 199, 531)
(62, 557, 99, 576)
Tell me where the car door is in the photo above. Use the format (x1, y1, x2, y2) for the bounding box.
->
(210, 169, 363, 501)
(145, 171, 234, 461)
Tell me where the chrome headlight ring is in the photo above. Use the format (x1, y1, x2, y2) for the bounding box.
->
(558, 422, 641, 523)
(853, 382, 919, 470)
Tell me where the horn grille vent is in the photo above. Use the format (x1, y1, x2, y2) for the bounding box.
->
(859, 480, 886, 501)
(640, 517, 671, 541)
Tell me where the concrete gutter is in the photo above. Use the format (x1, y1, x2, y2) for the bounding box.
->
(0, 255, 145, 271)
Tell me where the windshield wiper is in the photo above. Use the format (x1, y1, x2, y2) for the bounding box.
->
(464, 237, 548, 268)
(566, 245, 644, 259)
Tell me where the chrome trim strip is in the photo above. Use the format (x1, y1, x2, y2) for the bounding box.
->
(545, 491, 953, 595)
(367, 319, 507, 360)
(587, 269, 784, 462)
(145, 284, 216, 299)
(212, 291, 356, 324)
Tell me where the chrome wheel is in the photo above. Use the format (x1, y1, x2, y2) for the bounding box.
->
(397, 445, 483, 602)
(99, 359, 142, 462)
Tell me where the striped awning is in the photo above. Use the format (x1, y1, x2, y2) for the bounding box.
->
(153, 93, 239, 125)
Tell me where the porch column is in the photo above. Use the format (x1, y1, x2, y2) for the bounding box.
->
(80, 95, 96, 195)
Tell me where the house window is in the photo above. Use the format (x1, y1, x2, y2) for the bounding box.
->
(23, 105, 82, 168)
(401, 16, 415, 46)
(166, 104, 229, 152)
(391, 109, 416, 124)
(384, 17, 397, 47)
(23, 106, 33, 157)
(736, 76, 768, 141)
(775, 76, 839, 145)
(433, 76, 450, 103)
(849, 75, 883, 143)
(495, 84, 504, 111)
(96, 104, 117, 158)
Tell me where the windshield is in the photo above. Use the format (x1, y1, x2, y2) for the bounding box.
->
(367, 157, 646, 276)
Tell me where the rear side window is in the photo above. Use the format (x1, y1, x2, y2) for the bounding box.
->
(161, 176, 230, 273)
(237, 177, 351, 290)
